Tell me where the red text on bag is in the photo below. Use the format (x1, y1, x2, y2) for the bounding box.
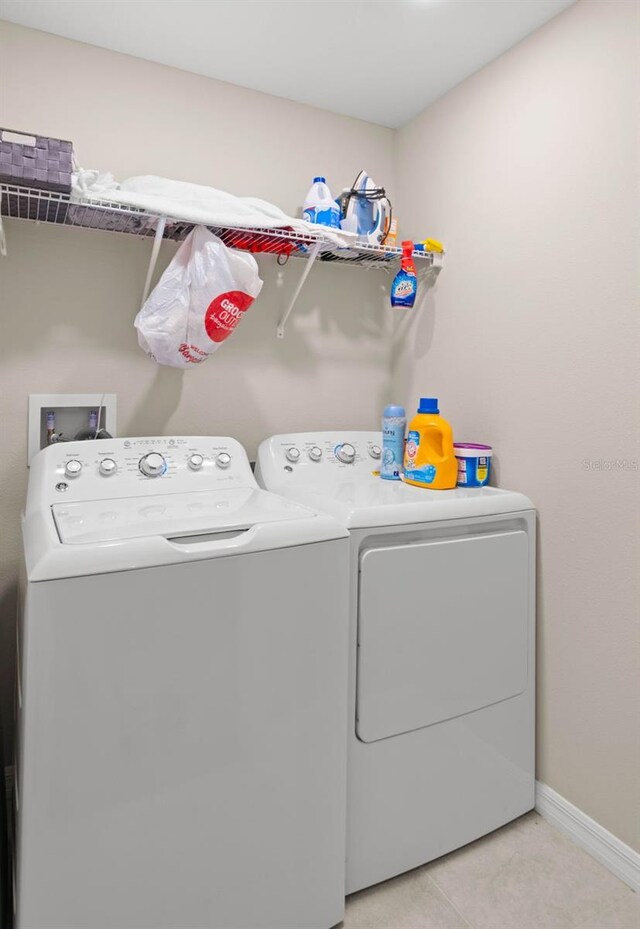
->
(205, 291, 255, 343)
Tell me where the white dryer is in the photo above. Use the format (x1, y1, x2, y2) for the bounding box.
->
(17, 436, 349, 929)
(256, 431, 536, 894)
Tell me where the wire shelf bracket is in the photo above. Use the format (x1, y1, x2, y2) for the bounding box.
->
(140, 215, 167, 309)
(277, 240, 322, 339)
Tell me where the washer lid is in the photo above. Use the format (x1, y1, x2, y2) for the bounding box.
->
(267, 479, 533, 529)
(52, 487, 312, 544)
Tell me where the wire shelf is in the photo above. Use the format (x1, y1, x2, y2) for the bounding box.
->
(0, 183, 443, 270)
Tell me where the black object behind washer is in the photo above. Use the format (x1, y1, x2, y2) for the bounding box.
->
(0, 707, 11, 928)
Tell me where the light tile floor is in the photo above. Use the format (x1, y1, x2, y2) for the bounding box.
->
(343, 813, 639, 929)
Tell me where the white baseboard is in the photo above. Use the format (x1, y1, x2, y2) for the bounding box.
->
(536, 780, 640, 893)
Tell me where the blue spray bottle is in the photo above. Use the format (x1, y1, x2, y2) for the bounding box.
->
(390, 241, 417, 308)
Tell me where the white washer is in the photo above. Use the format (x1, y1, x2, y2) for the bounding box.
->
(256, 431, 536, 894)
(17, 436, 349, 929)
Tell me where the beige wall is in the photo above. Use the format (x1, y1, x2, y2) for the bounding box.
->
(0, 21, 395, 738)
(394, 0, 639, 849)
(1, 3, 638, 853)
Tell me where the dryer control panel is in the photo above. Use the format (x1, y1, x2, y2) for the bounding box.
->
(27, 436, 256, 509)
(256, 432, 385, 485)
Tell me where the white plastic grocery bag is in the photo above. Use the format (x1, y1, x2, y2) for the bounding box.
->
(134, 226, 263, 367)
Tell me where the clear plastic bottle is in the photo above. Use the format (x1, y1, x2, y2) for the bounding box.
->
(303, 177, 341, 228)
(381, 404, 406, 481)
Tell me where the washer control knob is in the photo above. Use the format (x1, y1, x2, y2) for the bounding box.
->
(64, 459, 83, 478)
(369, 444, 382, 460)
(139, 452, 166, 477)
(215, 452, 232, 469)
(336, 443, 356, 464)
(188, 454, 204, 471)
(285, 447, 301, 463)
(308, 446, 323, 462)
(99, 458, 117, 476)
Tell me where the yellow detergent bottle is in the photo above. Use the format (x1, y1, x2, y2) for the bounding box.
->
(403, 397, 458, 489)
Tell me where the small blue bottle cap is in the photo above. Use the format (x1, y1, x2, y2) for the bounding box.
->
(313, 176, 326, 183)
(384, 404, 405, 417)
(418, 397, 439, 414)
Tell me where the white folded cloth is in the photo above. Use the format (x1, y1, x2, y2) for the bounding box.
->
(71, 168, 353, 247)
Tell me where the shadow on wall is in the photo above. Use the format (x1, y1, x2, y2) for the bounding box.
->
(263, 257, 390, 362)
(390, 272, 439, 402)
(0, 220, 391, 457)
(1, 221, 390, 370)
(0, 223, 165, 362)
(126, 367, 185, 436)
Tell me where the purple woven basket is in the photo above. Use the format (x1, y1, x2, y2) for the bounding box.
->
(0, 128, 73, 194)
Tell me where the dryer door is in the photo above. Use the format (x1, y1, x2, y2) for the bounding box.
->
(356, 530, 529, 743)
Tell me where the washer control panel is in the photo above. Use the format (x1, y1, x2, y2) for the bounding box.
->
(257, 431, 386, 485)
(31, 436, 256, 505)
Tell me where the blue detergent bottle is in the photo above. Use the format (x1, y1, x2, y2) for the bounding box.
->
(381, 404, 406, 480)
(390, 240, 417, 308)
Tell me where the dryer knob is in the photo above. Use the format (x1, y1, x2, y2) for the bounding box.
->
(285, 447, 301, 463)
(188, 454, 204, 471)
(99, 458, 117, 476)
(336, 443, 356, 464)
(369, 445, 382, 459)
(308, 446, 323, 461)
(64, 459, 83, 478)
(216, 452, 232, 469)
(139, 452, 166, 477)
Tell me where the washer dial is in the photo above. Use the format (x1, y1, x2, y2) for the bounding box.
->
(64, 459, 83, 478)
(188, 454, 204, 471)
(308, 446, 323, 461)
(216, 452, 232, 469)
(369, 445, 382, 460)
(285, 447, 301, 463)
(335, 443, 356, 464)
(99, 458, 117, 476)
(139, 453, 166, 477)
